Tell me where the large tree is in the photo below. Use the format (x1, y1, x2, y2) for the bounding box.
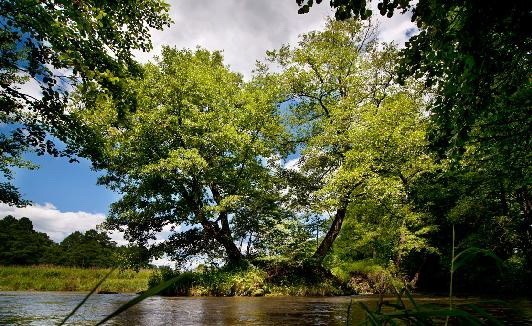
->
(78, 47, 290, 266)
(264, 19, 434, 263)
(297, 0, 531, 268)
(0, 0, 171, 205)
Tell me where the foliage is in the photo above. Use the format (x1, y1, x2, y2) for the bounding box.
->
(0, 0, 171, 204)
(297, 0, 532, 276)
(78, 47, 291, 265)
(331, 260, 404, 295)
(46, 229, 118, 268)
(0, 215, 54, 265)
(409, 169, 531, 294)
(149, 265, 270, 297)
(262, 18, 436, 266)
(147, 263, 346, 297)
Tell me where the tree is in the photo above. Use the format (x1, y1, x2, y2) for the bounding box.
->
(47, 229, 118, 267)
(77, 47, 290, 266)
(264, 19, 435, 264)
(297, 0, 531, 270)
(0, 215, 55, 265)
(0, 0, 171, 205)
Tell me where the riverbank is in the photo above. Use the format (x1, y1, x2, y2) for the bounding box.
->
(0, 264, 348, 296)
(148, 263, 349, 297)
(0, 266, 152, 293)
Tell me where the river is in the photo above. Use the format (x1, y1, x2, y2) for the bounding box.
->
(0, 292, 530, 325)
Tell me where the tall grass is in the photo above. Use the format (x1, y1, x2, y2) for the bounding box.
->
(0, 265, 152, 293)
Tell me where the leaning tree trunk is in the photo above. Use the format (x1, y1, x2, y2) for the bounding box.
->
(312, 192, 351, 263)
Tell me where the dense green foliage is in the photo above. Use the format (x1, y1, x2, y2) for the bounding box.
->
(0, 215, 125, 268)
(2, 1, 529, 299)
(147, 264, 345, 297)
(0, 0, 171, 205)
(0, 215, 54, 265)
(297, 0, 532, 290)
(73, 16, 531, 295)
(78, 47, 293, 266)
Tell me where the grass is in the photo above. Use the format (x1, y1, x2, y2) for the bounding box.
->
(0, 265, 153, 293)
(0, 264, 346, 296)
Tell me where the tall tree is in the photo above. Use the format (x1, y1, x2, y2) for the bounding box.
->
(0, 0, 171, 205)
(264, 19, 434, 263)
(78, 47, 290, 266)
(297, 0, 532, 268)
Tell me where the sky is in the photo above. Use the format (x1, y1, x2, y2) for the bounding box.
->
(2, 0, 416, 246)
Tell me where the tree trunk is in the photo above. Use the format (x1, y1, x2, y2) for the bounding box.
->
(312, 193, 350, 263)
(201, 184, 244, 264)
(200, 218, 243, 264)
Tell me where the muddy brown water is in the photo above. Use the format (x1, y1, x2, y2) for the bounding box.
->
(0, 292, 530, 325)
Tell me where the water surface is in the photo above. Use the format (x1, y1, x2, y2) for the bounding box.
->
(1, 292, 530, 325)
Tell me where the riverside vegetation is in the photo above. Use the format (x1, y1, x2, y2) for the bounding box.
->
(1, 2, 530, 324)
(0, 266, 152, 293)
(1, 19, 530, 300)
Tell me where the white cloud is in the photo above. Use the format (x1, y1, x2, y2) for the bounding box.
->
(133, 1, 415, 79)
(134, 0, 333, 78)
(0, 202, 110, 243)
(284, 157, 301, 171)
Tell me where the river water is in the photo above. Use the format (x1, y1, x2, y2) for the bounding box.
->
(0, 292, 530, 325)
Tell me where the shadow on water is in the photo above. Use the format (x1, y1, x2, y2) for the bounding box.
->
(0, 292, 530, 325)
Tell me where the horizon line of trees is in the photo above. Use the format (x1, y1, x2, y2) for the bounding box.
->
(0, 215, 141, 268)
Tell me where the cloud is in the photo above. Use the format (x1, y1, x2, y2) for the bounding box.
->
(0, 202, 110, 243)
(0, 203, 182, 248)
(134, 1, 415, 79)
(284, 157, 301, 171)
(134, 0, 333, 78)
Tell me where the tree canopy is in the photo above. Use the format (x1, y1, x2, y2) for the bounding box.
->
(296, 0, 531, 280)
(78, 47, 291, 266)
(0, 0, 171, 205)
(261, 19, 436, 264)
(2, 3, 529, 296)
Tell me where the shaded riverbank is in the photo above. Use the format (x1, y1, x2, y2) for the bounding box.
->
(0, 266, 152, 293)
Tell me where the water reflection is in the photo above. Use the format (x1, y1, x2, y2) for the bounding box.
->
(0, 293, 353, 325)
(1, 292, 530, 325)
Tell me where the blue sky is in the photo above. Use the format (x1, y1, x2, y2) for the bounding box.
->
(13, 153, 118, 214)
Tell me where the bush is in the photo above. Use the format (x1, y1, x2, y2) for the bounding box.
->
(332, 260, 405, 294)
(147, 265, 268, 296)
(147, 261, 349, 296)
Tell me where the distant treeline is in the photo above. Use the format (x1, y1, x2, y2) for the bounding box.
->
(0, 215, 138, 268)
